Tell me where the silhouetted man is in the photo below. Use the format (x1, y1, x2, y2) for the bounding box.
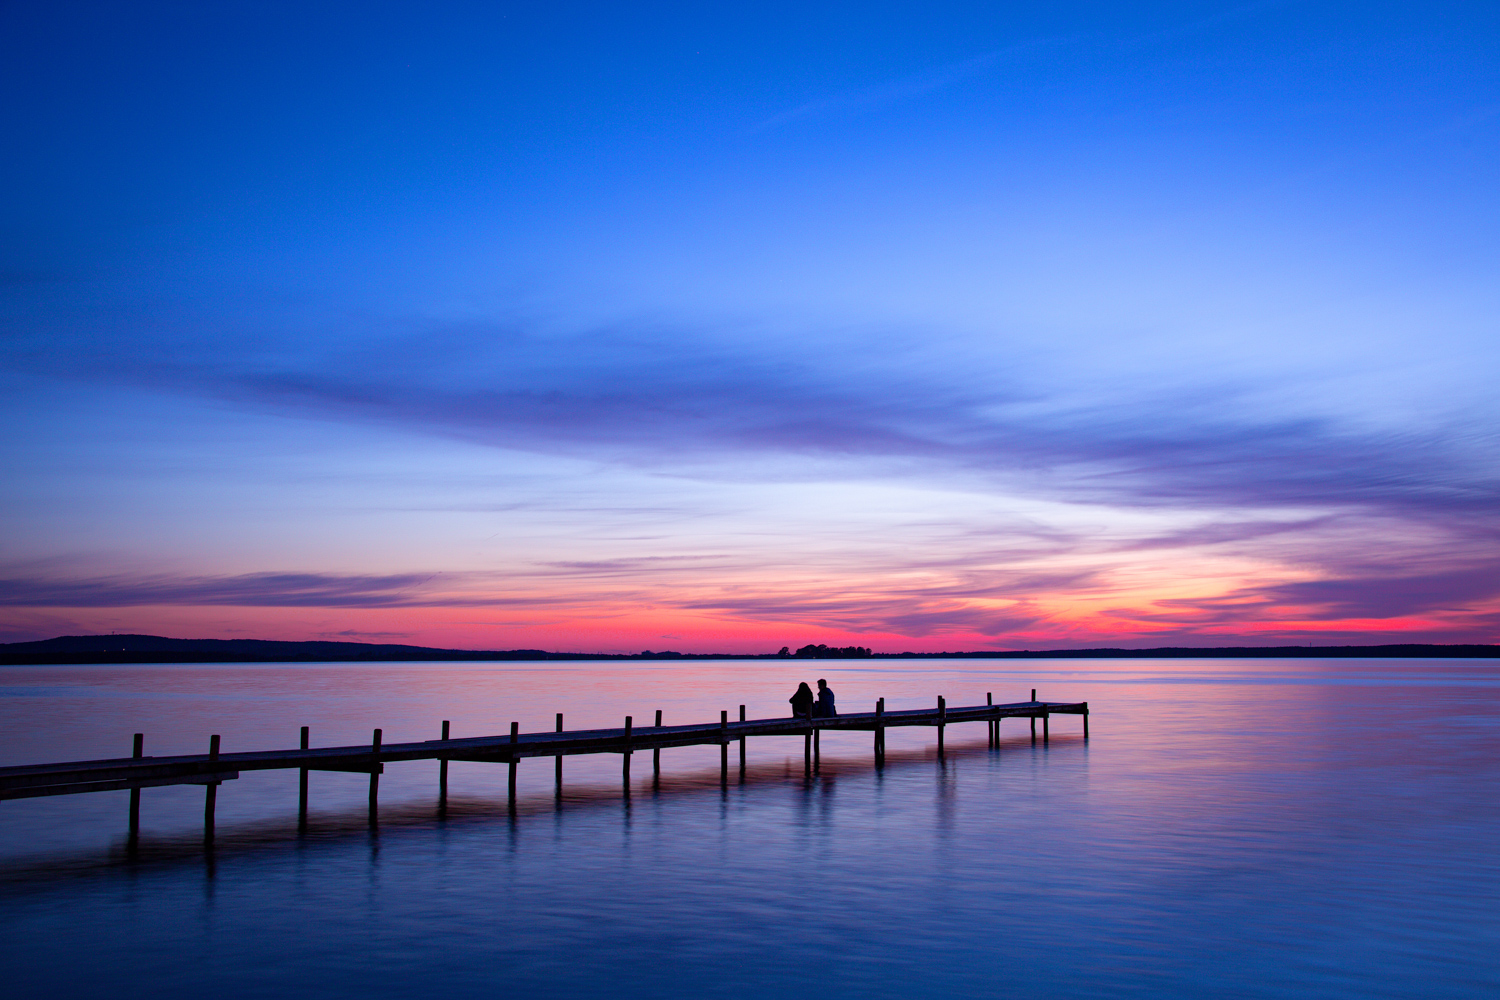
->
(815, 678, 836, 718)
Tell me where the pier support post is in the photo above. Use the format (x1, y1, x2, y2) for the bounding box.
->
(555, 714, 564, 797)
(508, 722, 519, 808)
(299, 726, 310, 828)
(1083, 706, 1089, 740)
(1030, 690, 1037, 741)
(204, 734, 220, 845)
(438, 721, 449, 814)
(986, 693, 994, 747)
(738, 705, 746, 780)
(623, 716, 633, 793)
(720, 711, 729, 785)
(803, 719, 812, 778)
(937, 696, 946, 758)
(875, 698, 885, 766)
(1043, 713, 1049, 743)
(368, 729, 382, 823)
(653, 710, 662, 780)
(128, 733, 143, 849)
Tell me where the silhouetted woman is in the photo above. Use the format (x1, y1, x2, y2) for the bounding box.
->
(815, 678, 837, 718)
(789, 682, 815, 719)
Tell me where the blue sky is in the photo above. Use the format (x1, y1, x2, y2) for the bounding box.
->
(2, 1, 1498, 649)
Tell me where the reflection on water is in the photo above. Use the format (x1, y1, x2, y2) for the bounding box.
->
(1, 659, 1497, 999)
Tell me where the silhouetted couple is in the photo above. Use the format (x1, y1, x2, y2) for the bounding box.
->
(789, 679, 836, 720)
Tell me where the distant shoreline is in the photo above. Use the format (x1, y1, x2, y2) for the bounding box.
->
(0, 634, 1496, 665)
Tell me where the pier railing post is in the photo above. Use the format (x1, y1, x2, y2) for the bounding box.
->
(438, 721, 449, 814)
(128, 733, 143, 849)
(508, 722, 519, 808)
(299, 725, 310, 828)
(803, 710, 812, 778)
(126, 731, 144, 851)
(813, 722, 821, 773)
(555, 713, 564, 797)
(623, 716, 633, 792)
(204, 734, 220, 845)
(720, 711, 728, 785)
(369, 728, 382, 823)
(937, 696, 946, 758)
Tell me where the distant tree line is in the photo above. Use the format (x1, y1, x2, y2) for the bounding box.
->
(7, 634, 1497, 667)
(789, 643, 872, 659)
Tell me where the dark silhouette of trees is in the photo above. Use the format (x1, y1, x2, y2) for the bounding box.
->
(793, 643, 871, 659)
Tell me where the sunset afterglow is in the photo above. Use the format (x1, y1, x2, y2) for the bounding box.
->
(3, 4, 1497, 651)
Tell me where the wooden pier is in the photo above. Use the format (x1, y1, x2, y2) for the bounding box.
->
(0, 694, 1087, 843)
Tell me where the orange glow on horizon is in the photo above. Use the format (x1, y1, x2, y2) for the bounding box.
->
(14, 594, 1489, 654)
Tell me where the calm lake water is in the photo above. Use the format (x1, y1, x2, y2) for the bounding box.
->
(1, 658, 1496, 999)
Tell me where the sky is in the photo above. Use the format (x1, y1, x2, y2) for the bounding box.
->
(2, 0, 1498, 652)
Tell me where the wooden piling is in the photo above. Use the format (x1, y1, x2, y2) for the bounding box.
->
(623, 715, 633, 790)
(875, 698, 885, 765)
(1030, 690, 1037, 740)
(368, 729, 382, 821)
(555, 713, 564, 795)
(986, 693, 994, 747)
(508, 722, 518, 806)
(653, 710, 662, 779)
(128, 733, 143, 847)
(1043, 713, 1049, 743)
(204, 734, 220, 844)
(299, 725, 310, 827)
(813, 726, 821, 772)
(937, 696, 946, 757)
(720, 710, 728, 784)
(1083, 706, 1090, 739)
(739, 705, 747, 779)
(438, 721, 449, 813)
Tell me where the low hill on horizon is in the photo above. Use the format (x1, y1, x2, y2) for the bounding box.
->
(0, 633, 644, 662)
(0, 633, 1496, 664)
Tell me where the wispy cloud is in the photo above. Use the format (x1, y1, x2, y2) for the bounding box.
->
(210, 328, 1500, 538)
(18, 312, 1495, 515)
(1151, 566, 1500, 623)
(0, 572, 456, 608)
